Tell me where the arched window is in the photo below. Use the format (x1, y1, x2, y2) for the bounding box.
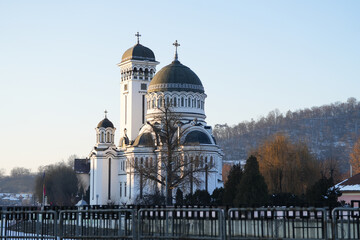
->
(141, 157, 144, 165)
(200, 156, 204, 168)
(107, 132, 110, 143)
(135, 157, 138, 166)
(173, 97, 177, 107)
(166, 97, 170, 107)
(181, 97, 184, 107)
(195, 156, 199, 168)
(159, 96, 163, 107)
(133, 68, 138, 79)
(150, 157, 153, 167)
(101, 132, 104, 143)
(152, 98, 155, 108)
(188, 97, 191, 107)
(145, 157, 148, 168)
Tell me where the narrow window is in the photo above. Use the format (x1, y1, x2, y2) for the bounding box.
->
(120, 182, 122, 197)
(141, 83, 147, 90)
(108, 158, 111, 200)
(124, 84, 128, 91)
(173, 97, 177, 107)
(181, 97, 184, 107)
(101, 132, 104, 143)
(125, 95, 127, 125)
(107, 132, 110, 143)
(142, 95, 145, 124)
(124, 182, 127, 197)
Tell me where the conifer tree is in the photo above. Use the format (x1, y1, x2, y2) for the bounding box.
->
(223, 164, 243, 206)
(234, 156, 268, 207)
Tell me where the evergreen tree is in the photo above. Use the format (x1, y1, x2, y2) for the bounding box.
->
(211, 187, 224, 205)
(234, 155, 268, 207)
(175, 188, 184, 205)
(223, 164, 243, 206)
(306, 176, 341, 207)
(185, 190, 211, 205)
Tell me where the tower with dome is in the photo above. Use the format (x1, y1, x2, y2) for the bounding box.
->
(88, 34, 223, 205)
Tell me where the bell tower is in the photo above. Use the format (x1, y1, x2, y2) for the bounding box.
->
(118, 33, 159, 142)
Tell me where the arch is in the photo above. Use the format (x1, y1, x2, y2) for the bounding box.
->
(181, 97, 184, 107)
(184, 130, 212, 145)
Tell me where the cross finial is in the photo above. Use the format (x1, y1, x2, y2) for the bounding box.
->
(173, 40, 180, 61)
(104, 110, 108, 118)
(135, 32, 141, 44)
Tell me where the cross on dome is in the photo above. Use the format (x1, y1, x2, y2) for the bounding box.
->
(104, 110, 108, 118)
(173, 40, 180, 61)
(135, 32, 141, 44)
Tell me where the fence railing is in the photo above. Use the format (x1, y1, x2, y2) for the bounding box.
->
(332, 207, 360, 240)
(1, 206, 360, 239)
(228, 208, 328, 240)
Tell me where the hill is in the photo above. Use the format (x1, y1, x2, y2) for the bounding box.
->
(214, 97, 360, 173)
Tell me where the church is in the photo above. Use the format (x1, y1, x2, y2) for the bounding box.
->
(84, 34, 224, 205)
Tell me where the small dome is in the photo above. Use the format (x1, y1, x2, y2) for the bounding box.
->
(97, 118, 114, 129)
(121, 44, 156, 62)
(148, 60, 204, 93)
(133, 132, 154, 147)
(184, 130, 212, 145)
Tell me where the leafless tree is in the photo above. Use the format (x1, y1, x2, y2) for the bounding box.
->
(130, 104, 214, 205)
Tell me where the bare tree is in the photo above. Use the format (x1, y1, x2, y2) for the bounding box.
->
(131, 104, 213, 205)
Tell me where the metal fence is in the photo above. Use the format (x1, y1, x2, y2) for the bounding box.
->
(228, 208, 328, 240)
(1, 206, 360, 239)
(332, 207, 360, 240)
(138, 207, 224, 239)
(0, 209, 57, 239)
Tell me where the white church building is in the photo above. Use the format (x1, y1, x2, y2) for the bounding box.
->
(84, 34, 223, 205)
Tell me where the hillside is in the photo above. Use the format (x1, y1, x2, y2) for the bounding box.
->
(0, 175, 35, 193)
(214, 97, 360, 173)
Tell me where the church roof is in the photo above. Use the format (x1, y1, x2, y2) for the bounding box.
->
(97, 117, 114, 129)
(148, 60, 204, 93)
(121, 43, 156, 62)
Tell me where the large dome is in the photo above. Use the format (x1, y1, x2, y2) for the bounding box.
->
(121, 43, 156, 62)
(148, 60, 204, 93)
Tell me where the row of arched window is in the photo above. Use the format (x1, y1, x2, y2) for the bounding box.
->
(122, 155, 215, 172)
(121, 68, 155, 82)
(147, 95, 204, 110)
(97, 131, 114, 144)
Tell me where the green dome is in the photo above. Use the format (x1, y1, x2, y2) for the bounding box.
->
(121, 43, 155, 62)
(148, 60, 204, 93)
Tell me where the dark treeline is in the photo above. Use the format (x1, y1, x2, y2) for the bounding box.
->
(0, 167, 35, 193)
(214, 97, 360, 173)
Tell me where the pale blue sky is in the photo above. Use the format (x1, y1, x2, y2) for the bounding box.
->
(0, 1, 359, 173)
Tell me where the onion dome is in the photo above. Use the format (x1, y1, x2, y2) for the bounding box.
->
(97, 110, 114, 128)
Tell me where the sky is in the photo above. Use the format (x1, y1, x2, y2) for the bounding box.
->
(0, 0, 359, 174)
